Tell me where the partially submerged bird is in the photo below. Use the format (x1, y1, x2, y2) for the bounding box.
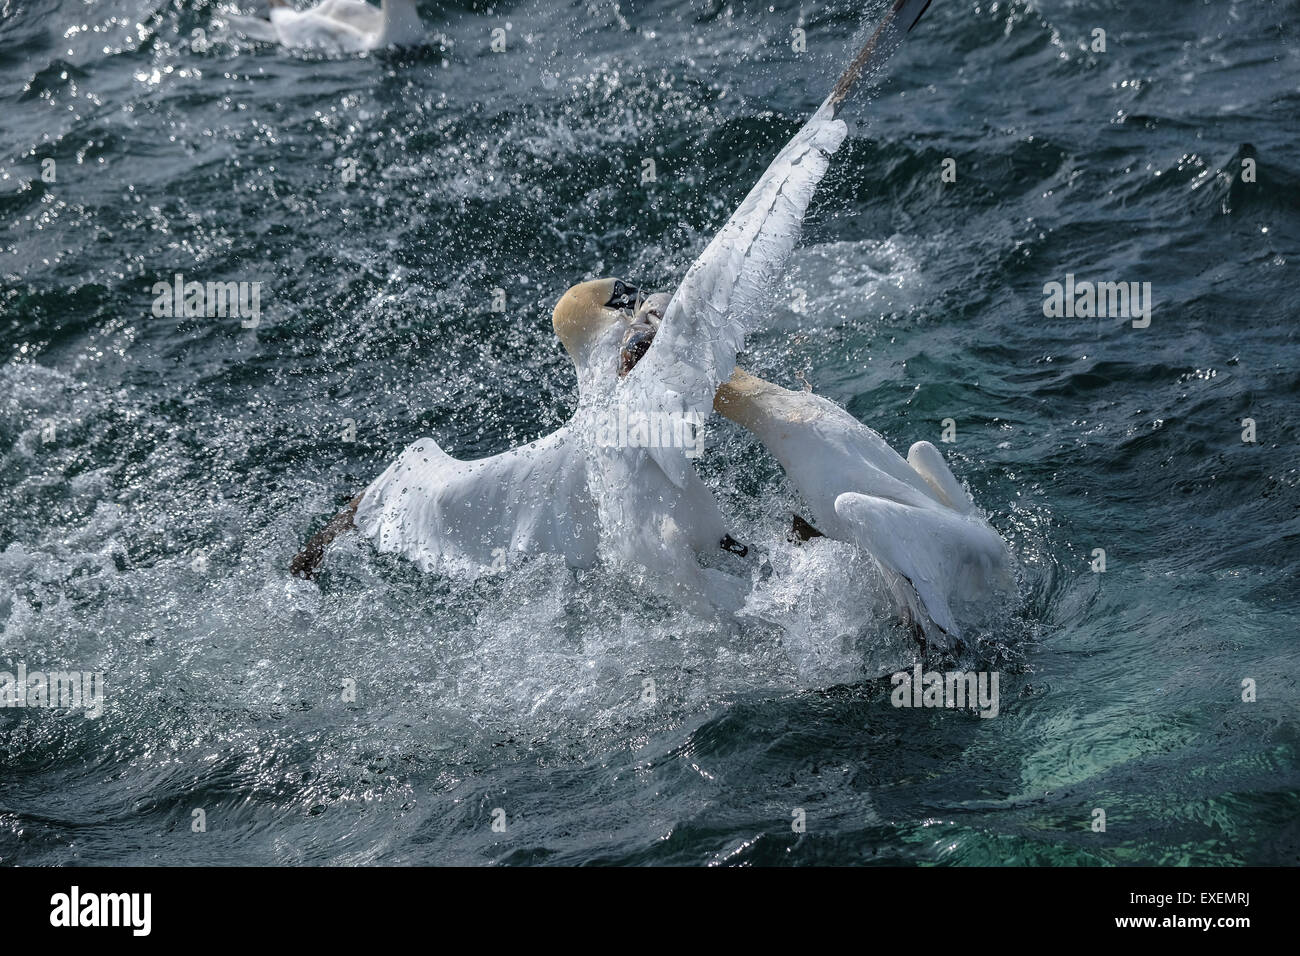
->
(225, 0, 426, 52)
(293, 0, 946, 615)
(714, 368, 1015, 646)
(619, 291, 1012, 643)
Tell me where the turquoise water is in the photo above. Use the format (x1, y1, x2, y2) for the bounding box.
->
(1, 0, 1297, 865)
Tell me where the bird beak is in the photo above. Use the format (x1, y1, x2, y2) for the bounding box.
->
(604, 280, 640, 315)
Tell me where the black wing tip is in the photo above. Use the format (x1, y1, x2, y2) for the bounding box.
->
(828, 0, 936, 112)
(905, 0, 935, 32)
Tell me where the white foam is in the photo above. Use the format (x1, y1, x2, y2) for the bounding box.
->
(770, 235, 926, 329)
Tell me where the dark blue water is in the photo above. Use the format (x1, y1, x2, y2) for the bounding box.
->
(1, 0, 1297, 865)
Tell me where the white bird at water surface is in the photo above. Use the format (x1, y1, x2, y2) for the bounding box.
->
(294, 0, 1009, 633)
(224, 0, 426, 52)
(713, 368, 1015, 644)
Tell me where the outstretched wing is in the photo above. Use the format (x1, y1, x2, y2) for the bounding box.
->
(622, 0, 935, 486)
(353, 425, 599, 573)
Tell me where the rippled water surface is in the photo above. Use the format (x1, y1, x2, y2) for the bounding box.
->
(1, 0, 1298, 865)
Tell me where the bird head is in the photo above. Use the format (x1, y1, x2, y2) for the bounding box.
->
(552, 278, 646, 375)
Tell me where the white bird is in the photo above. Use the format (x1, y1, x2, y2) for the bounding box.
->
(293, 0, 938, 614)
(713, 368, 1015, 645)
(225, 0, 426, 52)
(587, 0, 938, 606)
(349, 278, 744, 613)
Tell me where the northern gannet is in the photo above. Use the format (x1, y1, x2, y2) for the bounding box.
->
(337, 277, 748, 614)
(714, 368, 1015, 645)
(292, 0, 938, 613)
(225, 0, 425, 52)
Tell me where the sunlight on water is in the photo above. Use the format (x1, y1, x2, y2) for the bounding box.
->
(0, 0, 1297, 866)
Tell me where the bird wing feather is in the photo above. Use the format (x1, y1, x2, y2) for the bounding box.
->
(621, 0, 935, 487)
(354, 425, 599, 573)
